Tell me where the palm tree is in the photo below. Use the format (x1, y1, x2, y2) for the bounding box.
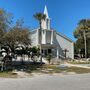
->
(74, 19, 90, 58)
(34, 13, 46, 31)
(34, 13, 46, 64)
(78, 19, 89, 58)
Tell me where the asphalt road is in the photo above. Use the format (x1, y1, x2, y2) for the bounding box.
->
(0, 74, 90, 90)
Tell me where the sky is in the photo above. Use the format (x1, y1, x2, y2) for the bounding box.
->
(0, 0, 90, 41)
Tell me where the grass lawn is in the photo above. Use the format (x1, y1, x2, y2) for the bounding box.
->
(0, 64, 90, 78)
(40, 65, 90, 74)
(0, 71, 17, 78)
(68, 61, 90, 64)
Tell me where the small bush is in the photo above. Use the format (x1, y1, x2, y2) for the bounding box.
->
(47, 54, 52, 64)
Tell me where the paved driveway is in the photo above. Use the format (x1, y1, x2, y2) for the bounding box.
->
(0, 74, 90, 90)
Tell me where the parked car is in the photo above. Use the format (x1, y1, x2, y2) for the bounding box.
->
(74, 54, 80, 59)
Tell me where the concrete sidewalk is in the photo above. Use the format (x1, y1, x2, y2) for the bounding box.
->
(61, 62, 90, 69)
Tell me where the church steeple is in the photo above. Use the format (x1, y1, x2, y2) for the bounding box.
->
(41, 5, 51, 30)
(44, 5, 49, 19)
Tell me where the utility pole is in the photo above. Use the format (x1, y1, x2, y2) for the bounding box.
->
(83, 30, 87, 58)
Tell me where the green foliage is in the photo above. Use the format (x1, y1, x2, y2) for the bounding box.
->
(2, 19, 30, 53)
(34, 13, 46, 23)
(74, 19, 90, 57)
(31, 47, 40, 54)
(47, 54, 52, 64)
(34, 12, 46, 31)
(0, 8, 31, 54)
(74, 39, 84, 54)
(74, 19, 90, 39)
(0, 8, 13, 45)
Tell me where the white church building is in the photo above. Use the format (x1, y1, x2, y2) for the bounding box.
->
(31, 6, 74, 59)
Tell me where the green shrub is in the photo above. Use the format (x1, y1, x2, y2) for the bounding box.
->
(47, 54, 52, 64)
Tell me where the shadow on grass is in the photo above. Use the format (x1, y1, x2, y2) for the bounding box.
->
(1, 61, 90, 75)
(11, 61, 44, 73)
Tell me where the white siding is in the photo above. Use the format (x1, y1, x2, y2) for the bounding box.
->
(31, 30, 38, 46)
(56, 33, 74, 59)
(30, 29, 74, 59)
(42, 30, 46, 44)
(46, 31, 51, 44)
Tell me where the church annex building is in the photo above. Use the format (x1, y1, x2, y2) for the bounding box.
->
(31, 6, 74, 59)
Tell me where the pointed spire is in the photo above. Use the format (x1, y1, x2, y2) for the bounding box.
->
(44, 5, 49, 19)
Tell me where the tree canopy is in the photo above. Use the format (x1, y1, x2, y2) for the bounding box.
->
(74, 19, 90, 39)
(34, 13, 46, 29)
(0, 9, 31, 54)
(74, 19, 90, 57)
(0, 8, 13, 45)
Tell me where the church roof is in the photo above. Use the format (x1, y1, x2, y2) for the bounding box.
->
(56, 32, 74, 43)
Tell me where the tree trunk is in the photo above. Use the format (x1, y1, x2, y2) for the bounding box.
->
(39, 21, 42, 65)
(83, 30, 87, 58)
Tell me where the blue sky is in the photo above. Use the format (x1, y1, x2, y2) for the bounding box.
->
(0, 0, 90, 41)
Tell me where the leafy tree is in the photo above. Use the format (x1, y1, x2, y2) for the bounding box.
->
(0, 8, 12, 45)
(3, 19, 31, 53)
(0, 9, 31, 70)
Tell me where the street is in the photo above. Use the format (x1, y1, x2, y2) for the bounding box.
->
(0, 74, 90, 90)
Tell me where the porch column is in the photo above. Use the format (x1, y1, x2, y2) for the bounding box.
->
(57, 47, 59, 59)
(45, 30, 47, 44)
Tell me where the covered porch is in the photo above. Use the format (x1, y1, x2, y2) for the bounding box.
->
(38, 44, 59, 58)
